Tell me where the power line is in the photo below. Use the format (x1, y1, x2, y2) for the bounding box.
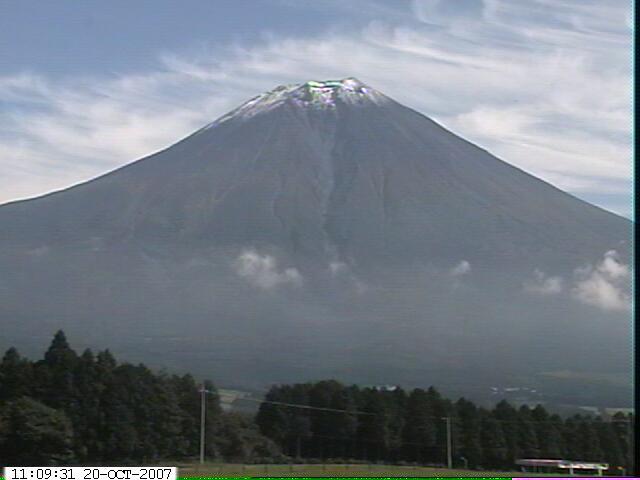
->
(236, 396, 633, 425)
(237, 396, 376, 416)
(206, 388, 635, 471)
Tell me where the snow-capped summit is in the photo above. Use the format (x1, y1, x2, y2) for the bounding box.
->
(209, 77, 389, 127)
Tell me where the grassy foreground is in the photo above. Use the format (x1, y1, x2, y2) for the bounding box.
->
(179, 463, 543, 478)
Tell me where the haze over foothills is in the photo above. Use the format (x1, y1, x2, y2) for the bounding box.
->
(0, 0, 632, 217)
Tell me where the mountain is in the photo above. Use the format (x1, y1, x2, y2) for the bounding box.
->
(0, 78, 631, 405)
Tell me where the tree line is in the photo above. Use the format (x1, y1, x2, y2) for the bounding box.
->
(0, 331, 280, 465)
(255, 382, 633, 472)
(0, 331, 634, 473)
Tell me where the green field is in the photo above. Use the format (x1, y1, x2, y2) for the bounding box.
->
(178, 463, 548, 478)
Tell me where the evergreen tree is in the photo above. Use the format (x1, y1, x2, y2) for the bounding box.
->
(595, 418, 623, 470)
(0, 334, 233, 465)
(169, 374, 202, 457)
(256, 387, 293, 448)
(532, 408, 564, 459)
(402, 389, 437, 464)
(70, 349, 101, 461)
(425, 386, 452, 465)
(562, 415, 583, 460)
(516, 405, 540, 458)
(0, 347, 33, 403)
(43, 331, 77, 367)
(479, 414, 507, 467)
(493, 400, 521, 464)
(576, 419, 604, 461)
(383, 388, 406, 462)
(214, 412, 283, 463)
(0, 397, 74, 466)
(98, 365, 138, 462)
(357, 389, 391, 462)
(455, 398, 482, 468)
(308, 380, 344, 459)
(36, 330, 79, 411)
(611, 413, 634, 473)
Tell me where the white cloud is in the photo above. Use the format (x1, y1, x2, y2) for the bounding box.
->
(524, 269, 564, 295)
(598, 249, 630, 279)
(327, 260, 368, 294)
(571, 250, 631, 312)
(524, 250, 631, 311)
(450, 260, 471, 276)
(524, 251, 631, 312)
(0, 0, 631, 216)
(329, 261, 348, 276)
(234, 250, 302, 290)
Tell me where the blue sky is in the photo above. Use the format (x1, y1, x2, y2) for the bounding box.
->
(0, 0, 632, 217)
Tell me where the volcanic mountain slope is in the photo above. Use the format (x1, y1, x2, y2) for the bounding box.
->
(0, 78, 631, 404)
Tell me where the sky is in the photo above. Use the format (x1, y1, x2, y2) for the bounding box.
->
(0, 0, 633, 217)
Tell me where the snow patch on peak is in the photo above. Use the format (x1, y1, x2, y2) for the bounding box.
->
(205, 78, 388, 128)
(295, 77, 386, 107)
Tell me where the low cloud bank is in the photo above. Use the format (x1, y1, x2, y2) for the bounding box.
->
(524, 250, 631, 312)
(524, 269, 564, 295)
(571, 250, 630, 312)
(234, 250, 302, 290)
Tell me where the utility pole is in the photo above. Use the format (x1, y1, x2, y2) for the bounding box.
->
(442, 417, 452, 469)
(200, 385, 207, 465)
